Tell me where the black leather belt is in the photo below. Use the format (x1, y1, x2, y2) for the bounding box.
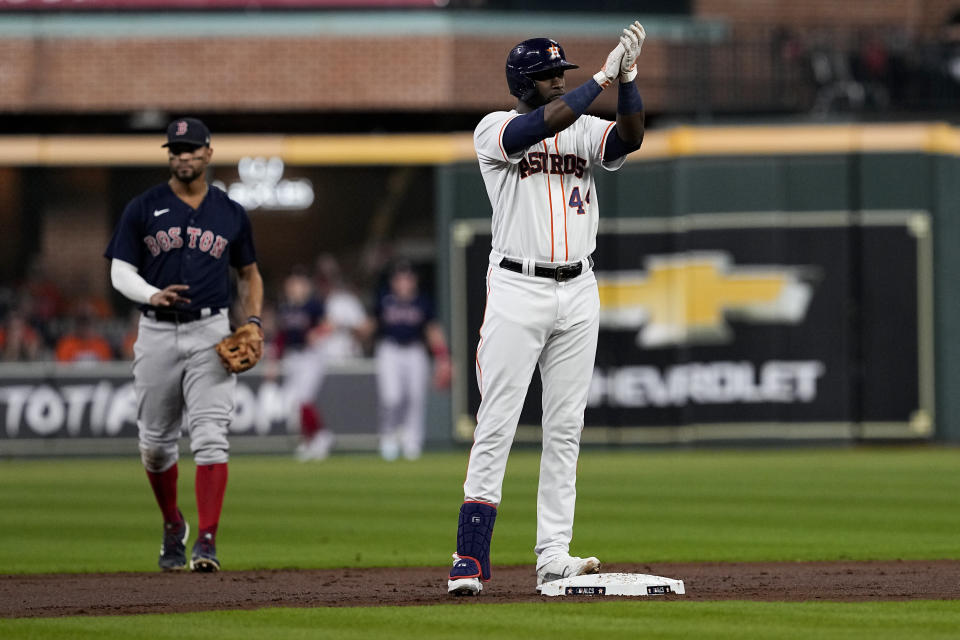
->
(499, 256, 594, 282)
(143, 307, 220, 323)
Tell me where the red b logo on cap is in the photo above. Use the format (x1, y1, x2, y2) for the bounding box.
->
(176, 121, 188, 136)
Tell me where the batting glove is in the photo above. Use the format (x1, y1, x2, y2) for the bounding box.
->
(593, 42, 626, 89)
(620, 22, 646, 83)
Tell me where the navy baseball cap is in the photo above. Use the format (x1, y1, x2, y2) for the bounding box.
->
(162, 117, 211, 148)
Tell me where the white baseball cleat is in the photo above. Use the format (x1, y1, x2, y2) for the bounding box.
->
(379, 434, 400, 461)
(536, 554, 601, 588)
(296, 431, 334, 462)
(447, 554, 483, 596)
(447, 576, 483, 596)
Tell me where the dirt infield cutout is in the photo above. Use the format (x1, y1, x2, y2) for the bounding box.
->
(3, 560, 960, 618)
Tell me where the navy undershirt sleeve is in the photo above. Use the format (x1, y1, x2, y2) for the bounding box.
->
(502, 107, 550, 156)
(502, 79, 605, 155)
(603, 126, 640, 160)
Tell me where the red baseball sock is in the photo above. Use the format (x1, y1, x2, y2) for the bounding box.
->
(195, 463, 228, 538)
(146, 464, 181, 525)
(300, 404, 321, 440)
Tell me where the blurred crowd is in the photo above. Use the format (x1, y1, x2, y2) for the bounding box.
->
(0, 250, 448, 460)
(0, 261, 129, 364)
(0, 252, 403, 366)
(769, 16, 960, 116)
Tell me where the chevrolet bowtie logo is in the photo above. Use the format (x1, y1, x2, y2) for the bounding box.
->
(597, 252, 815, 347)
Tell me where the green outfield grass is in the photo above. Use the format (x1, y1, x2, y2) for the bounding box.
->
(1, 447, 959, 574)
(4, 601, 960, 640)
(3, 447, 960, 638)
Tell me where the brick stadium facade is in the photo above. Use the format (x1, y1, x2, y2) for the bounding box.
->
(698, 0, 956, 31)
(0, 36, 656, 114)
(0, 0, 956, 117)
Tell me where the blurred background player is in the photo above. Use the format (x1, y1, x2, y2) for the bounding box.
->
(274, 256, 371, 460)
(313, 253, 373, 367)
(373, 260, 451, 461)
(274, 267, 334, 461)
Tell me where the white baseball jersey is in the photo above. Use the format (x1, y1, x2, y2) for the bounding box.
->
(474, 110, 627, 265)
(320, 289, 367, 359)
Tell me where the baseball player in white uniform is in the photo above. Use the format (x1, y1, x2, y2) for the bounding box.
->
(447, 24, 647, 595)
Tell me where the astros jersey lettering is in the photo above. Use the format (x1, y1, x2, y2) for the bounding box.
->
(474, 111, 626, 264)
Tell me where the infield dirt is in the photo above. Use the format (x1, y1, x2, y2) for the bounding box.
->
(3, 560, 960, 618)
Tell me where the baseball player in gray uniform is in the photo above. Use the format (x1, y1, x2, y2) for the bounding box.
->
(374, 261, 452, 461)
(104, 118, 264, 572)
(447, 24, 646, 595)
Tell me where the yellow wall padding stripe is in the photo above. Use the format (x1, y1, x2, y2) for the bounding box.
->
(653, 123, 960, 157)
(1, 123, 958, 167)
(282, 134, 477, 165)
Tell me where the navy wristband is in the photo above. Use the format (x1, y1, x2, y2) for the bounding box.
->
(561, 80, 603, 115)
(617, 81, 644, 115)
(246, 315, 262, 328)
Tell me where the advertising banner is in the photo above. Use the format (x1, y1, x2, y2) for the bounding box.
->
(450, 211, 933, 444)
(0, 362, 378, 455)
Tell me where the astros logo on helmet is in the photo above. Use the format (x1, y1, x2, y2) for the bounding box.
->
(504, 37, 580, 103)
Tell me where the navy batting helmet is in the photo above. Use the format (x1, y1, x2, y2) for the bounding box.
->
(505, 38, 579, 103)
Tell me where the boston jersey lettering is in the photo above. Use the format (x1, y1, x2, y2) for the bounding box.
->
(104, 183, 256, 311)
(144, 226, 229, 259)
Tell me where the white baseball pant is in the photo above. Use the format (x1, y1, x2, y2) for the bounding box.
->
(463, 263, 599, 561)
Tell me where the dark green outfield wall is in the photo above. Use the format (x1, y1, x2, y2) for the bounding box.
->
(436, 152, 960, 442)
